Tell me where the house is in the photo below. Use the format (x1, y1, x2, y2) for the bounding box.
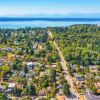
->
(85, 93, 100, 100)
(19, 70, 25, 78)
(0, 63, 2, 66)
(45, 65, 50, 68)
(8, 83, 15, 89)
(47, 86, 51, 93)
(40, 72, 46, 78)
(95, 76, 100, 80)
(13, 71, 18, 77)
(0, 48, 2, 51)
(56, 95, 65, 100)
(27, 62, 34, 70)
(32, 71, 37, 76)
(5, 73, 11, 79)
(7, 53, 15, 61)
(5, 47, 12, 52)
(56, 76, 60, 82)
(39, 90, 46, 96)
(74, 73, 86, 81)
(79, 95, 85, 100)
(95, 82, 100, 94)
(89, 65, 99, 73)
(95, 82, 100, 88)
(33, 43, 38, 49)
(16, 83, 23, 89)
(57, 85, 64, 90)
(51, 64, 57, 68)
(80, 66, 84, 70)
(58, 89, 64, 95)
(45, 69, 50, 76)
(57, 84, 64, 94)
(26, 73, 33, 79)
(27, 62, 39, 70)
(74, 73, 86, 85)
(69, 64, 77, 72)
(0, 85, 5, 92)
(0, 60, 3, 66)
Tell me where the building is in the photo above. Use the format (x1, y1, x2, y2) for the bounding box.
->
(27, 62, 39, 70)
(56, 96, 65, 100)
(95, 82, 100, 94)
(85, 93, 100, 100)
(89, 65, 99, 73)
(19, 70, 25, 78)
(8, 83, 15, 89)
(79, 95, 85, 100)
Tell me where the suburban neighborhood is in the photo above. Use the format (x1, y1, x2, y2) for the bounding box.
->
(0, 25, 100, 100)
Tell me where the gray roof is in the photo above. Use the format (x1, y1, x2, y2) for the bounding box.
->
(85, 94, 100, 100)
(19, 71, 25, 76)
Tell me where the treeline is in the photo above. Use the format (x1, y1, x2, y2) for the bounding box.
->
(49, 25, 100, 66)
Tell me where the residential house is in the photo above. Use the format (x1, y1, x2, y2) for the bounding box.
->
(7, 53, 15, 61)
(80, 66, 84, 70)
(0, 85, 5, 92)
(5, 73, 11, 79)
(8, 83, 15, 89)
(19, 70, 25, 78)
(79, 95, 85, 100)
(85, 93, 100, 100)
(51, 63, 57, 68)
(33, 43, 38, 49)
(40, 72, 46, 78)
(32, 71, 37, 76)
(57, 84, 64, 95)
(56, 95, 65, 100)
(39, 90, 46, 96)
(13, 71, 18, 77)
(26, 73, 33, 79)
(89, 65, 99, 73)
(6, 83, 16, 93)
(27, 62, 34, 71)
(0, 59, 3, 66)
(69, 64, 77, 72)
(45, 69, 50, 76)
(5, 47, 12, 52)
(74, 73, 86, 87)
(95, 82, 100, 94)
(27, 62, 39, 71)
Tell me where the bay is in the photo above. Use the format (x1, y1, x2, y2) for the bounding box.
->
(0, 18, 100, 28)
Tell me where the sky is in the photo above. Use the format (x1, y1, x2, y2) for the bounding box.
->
(0, 0, 100, 16)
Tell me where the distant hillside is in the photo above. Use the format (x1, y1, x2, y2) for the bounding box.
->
(1, 13, 100, 18)
(0, 18, 100, 22)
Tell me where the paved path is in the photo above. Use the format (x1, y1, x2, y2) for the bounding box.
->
(48, 31, 79, 100)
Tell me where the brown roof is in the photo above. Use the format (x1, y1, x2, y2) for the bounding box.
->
(79, 95, 85, 100)
(56, 96, 66, 100)
(97, 89, 100, 93)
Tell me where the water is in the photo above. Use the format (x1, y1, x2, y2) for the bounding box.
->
(0, 18, 100, 28)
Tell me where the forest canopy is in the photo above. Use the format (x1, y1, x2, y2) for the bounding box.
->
(49, 25, 100, 66)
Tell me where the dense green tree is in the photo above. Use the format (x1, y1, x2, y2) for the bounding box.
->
(50, 68, 56, 82)
(63, 83, 71, 96)
(41, 75, 49, 88)
(0, 93, 6, 100)
(51, 25, 100, 66)
(13, 87, 22, 97)
(28, 85, 36, 96)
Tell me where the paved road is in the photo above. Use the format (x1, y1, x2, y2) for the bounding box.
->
(48, 31, 79, 100)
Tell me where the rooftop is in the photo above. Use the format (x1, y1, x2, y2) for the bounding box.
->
(8, 83, 15, 88)
(85, 94, 100, 100)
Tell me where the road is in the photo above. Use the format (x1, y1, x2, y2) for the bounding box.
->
(48, 31, 79, 100)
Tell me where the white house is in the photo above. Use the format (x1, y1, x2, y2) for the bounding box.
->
(8, 83, 15, 88)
